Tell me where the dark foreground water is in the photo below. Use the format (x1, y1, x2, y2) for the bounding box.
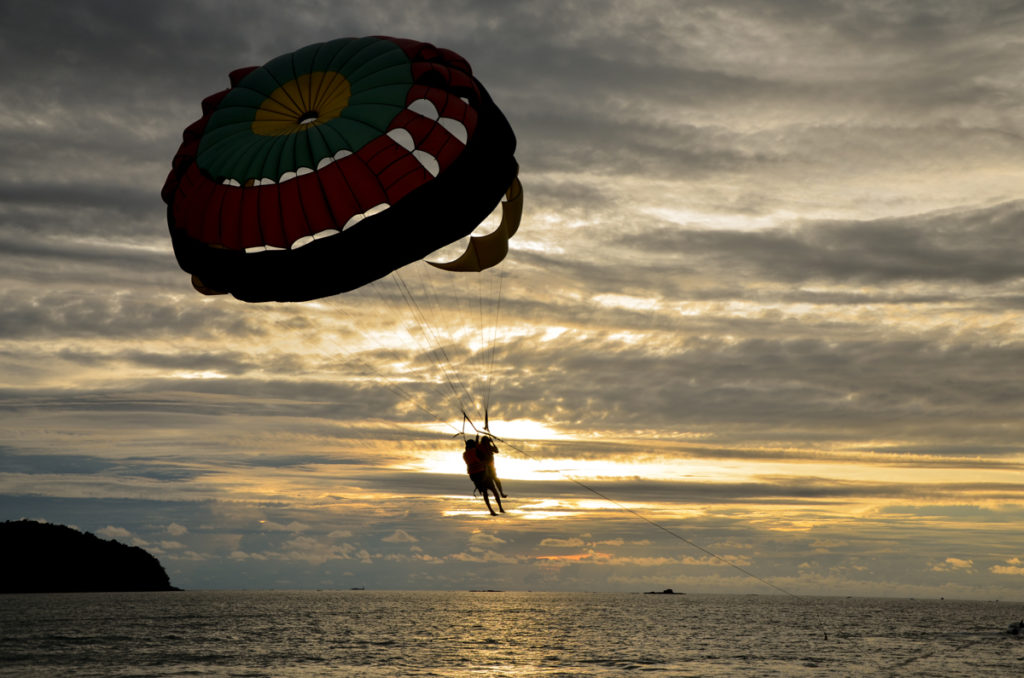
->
(1, 591, 1021, 676)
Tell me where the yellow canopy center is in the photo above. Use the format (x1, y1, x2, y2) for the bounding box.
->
(251, 71, 352, 136)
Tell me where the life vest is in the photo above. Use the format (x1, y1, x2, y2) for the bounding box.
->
(463, 447, 486, 475)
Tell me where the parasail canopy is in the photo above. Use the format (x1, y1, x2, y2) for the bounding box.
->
(162, 36, 519, 303)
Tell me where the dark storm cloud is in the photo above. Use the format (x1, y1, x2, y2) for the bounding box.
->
(541, 475, 1024, 505)
(0, 0, 524, 110)
(0, 2, 252, 95)
(516, 112, 773, 178)
(0, 288, 265, 340)
(0, 373, 466, 459)
(0, 180, 158, 220)
(790, 0, 1024, 48)
(0, 230, 168, 274)
(0, 446, 116, 475)
(308, 466, 1024, 509)
(0, 380, 394, 424)
(627, 201, 1024, 285)
(7, 436, 1016, 515)
(495, 326, 1024, 455)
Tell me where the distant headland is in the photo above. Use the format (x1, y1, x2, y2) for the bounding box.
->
(0, 520, 180, 593)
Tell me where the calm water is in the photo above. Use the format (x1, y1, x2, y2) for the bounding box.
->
(1, 591, 1021, 676)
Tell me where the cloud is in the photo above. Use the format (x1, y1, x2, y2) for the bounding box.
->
(259, 521, 310, 533)
(280, 536, 359, 565)
(467, 531, 508, 547)
(990, 557, 1024, 576)
(931, 557, 975, 572)
(449, 550, 520, 564)
(381, 529, 418, 543)
(95, 525, 131, 539)
(627, 201, 1024, 285)
(159, 540, 186, 550)
(535, 552, 598, 562)
(2, 0, 1024, 599)
(681, 554, 752, 568)
(810, 538, 849, 552)
(540, 537, 586, 547)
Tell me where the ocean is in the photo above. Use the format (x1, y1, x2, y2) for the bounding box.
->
(0, 591, 1021, 676)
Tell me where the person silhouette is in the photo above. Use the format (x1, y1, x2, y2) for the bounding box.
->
(463, 438, 505, 515)
(477, 436, 508, 498)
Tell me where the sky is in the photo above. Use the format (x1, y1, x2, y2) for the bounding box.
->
(2, 0, 1023, 599)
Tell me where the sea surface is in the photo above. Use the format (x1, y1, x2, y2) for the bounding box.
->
(1, 590, 1021, 676)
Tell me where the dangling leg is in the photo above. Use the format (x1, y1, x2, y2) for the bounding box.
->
(482, 491, 498, 516)
(489, 464, 508, 498)
(490, 482, 505, 513)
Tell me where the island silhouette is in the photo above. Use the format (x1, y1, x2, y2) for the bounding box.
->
(0, 520, 179, 593)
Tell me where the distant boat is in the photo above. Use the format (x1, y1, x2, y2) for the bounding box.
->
(644, 588, 684, 595)
(350, 586, 365, 591)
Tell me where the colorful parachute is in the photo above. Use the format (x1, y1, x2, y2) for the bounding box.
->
(162, 36, 520, 302)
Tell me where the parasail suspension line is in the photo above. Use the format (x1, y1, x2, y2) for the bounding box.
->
(389, 271, 475, 415)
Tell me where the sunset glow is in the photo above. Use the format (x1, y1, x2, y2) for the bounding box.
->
(2, 1, 1023, 601)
